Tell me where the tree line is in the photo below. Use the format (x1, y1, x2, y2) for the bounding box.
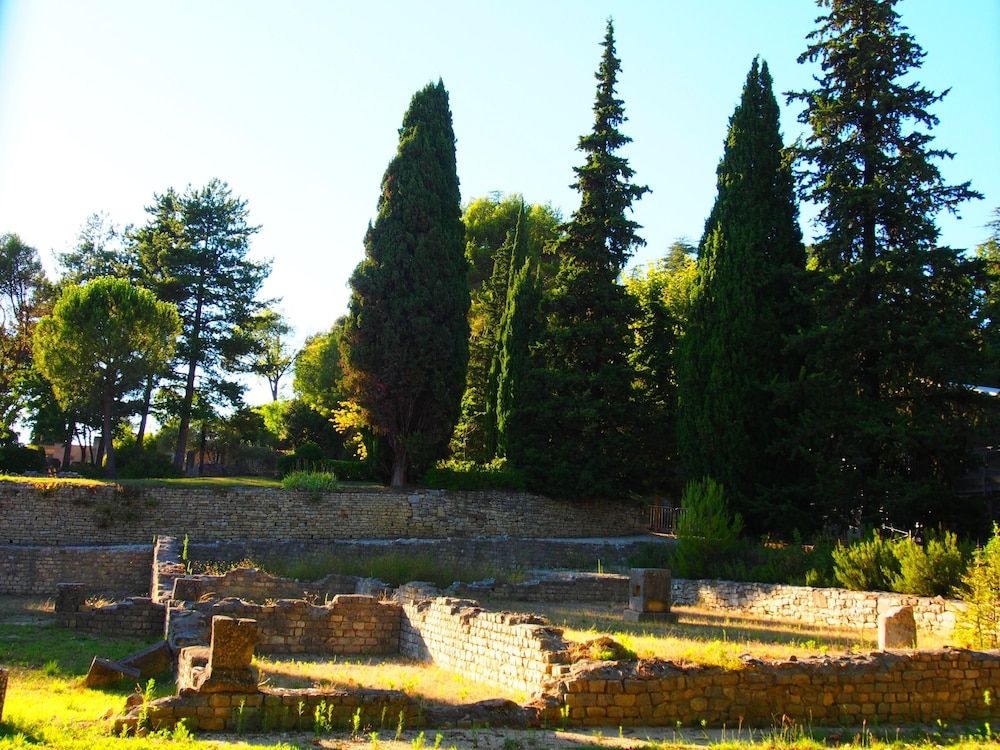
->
(2, 0, 999, 538)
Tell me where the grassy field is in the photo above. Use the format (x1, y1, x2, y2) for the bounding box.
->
(0, 596, 991, 749)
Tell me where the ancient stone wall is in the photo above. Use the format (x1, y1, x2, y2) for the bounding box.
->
(170, 567, 359, 604)
(0, 484, 645, 545)
(400, 598, 570, 696)
(56, 596, 165, 639)
(672, 579, 963, 638)
(167, 595, 401, 655)
(453, 572, 629, 604)
(553, 649, 1000, 727)
(0, 544, 151, 596)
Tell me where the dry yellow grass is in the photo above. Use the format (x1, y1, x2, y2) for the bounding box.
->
(254, 654, 529, 705)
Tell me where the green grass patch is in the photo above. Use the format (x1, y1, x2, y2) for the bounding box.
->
(265, 550, 498, 588)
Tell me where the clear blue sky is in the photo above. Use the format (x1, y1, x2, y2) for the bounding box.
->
(1, 0, 997, 403)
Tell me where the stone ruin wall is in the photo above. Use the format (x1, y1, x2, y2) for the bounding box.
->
(673, 579, 964, 638)
(554, 649, 1000, 727)
(169, 565, 360, 604)
(0, 543, 151, 596)
(0, 484, 645, 546)
(167, 595, 401, 655)
(400, 598, 571, 697)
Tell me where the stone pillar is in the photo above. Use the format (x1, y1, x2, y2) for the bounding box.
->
(192, 616, 260, 693)
(878, 605, 917, 650)
(624, 568, 677, 623)
(55, 582, 87, 614)
(0, 666, 7, 723)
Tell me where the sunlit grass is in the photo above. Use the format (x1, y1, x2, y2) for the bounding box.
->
(255, 654, 529, 705)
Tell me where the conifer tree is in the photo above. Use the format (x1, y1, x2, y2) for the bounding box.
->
(341, 80, 468, 487)
(677, 58, 806, 533)
(788, 0, 985, 529)
(513, 20, 649, 499)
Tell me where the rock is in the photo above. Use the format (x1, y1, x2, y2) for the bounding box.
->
(878, 605, 917, 650)
(84, 657, 140, 688)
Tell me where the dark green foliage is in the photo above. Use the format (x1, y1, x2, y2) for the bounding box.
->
(677, 58, 806, 534)
(341, 81, 468, 487)
(132, 180, 269, 470)
(421, 458, 526, 492)
(671, 478, 743, 578)
(451, 196, 560, 462)
(786, 0, 987, 530)
(0, 233, 50, 442)
(115, 442, 183, 479)
(625, 243, 696, 495)
(0, 444, 46, 474)
(833, 529, 967, 595)
(511, 20, 648, 499)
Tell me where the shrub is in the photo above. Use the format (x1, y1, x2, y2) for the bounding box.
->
(116, 443, 182, 479)
(421, 458, 526, 492)
(889, 530, 965, 597)
(832, 531, 898, 592)
(956, 525, 1000, 649)
(671, 477, 742, 579)
(326, 459, 375, 482)
(281, 470, 338, 493)
(0, 444, 46, 474)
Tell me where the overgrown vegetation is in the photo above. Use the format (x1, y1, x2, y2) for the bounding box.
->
(420, 458, 526, 492)
(264, 550, 497, 588)
(281, 470, 338, 493)
(832, 530, 967, 596)
(956, 525, 1000, 649)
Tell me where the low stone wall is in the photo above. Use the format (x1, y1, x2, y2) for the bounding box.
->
(673, 579, 964, 638)
(0, 484, 646, 545)
(152, 536, 186, 603)
(553, 648, 1000, 727)
(0, 544, 151, 596)
(137, 686, 420, 733)
(170, 567, 359, 604)
(400, 598, 569, 696)
(455, 572, 629, 604)
(56, 596, 165, 639)
(167, 595, 401, 655)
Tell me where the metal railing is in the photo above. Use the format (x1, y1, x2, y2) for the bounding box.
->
(648, 505, 685, 534)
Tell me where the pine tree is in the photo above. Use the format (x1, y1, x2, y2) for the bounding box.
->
(788, 0, 985, 529)
(341, 80, 468, 487)
(676, 58, 806, 534)
(513, 20, 649, 499)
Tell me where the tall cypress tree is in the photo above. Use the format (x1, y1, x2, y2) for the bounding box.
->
(513, 20, 649, 499)
(677, 58, 806, 533)
(341, 80, 468, 487)
(788, 0, 985, 530)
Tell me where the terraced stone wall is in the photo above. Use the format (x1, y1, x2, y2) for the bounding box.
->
(0, 544, 151, 596)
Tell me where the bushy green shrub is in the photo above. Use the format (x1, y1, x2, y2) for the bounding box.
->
(326, 459, 375, 482)
(832, 531, 898, 591)
(833, 530, 967, 595)
(670, 477, 742, 579)
(281, 470, 338, 493)
(421, 458, 526, 492)
(956, 525, 1000, 649)
(276, 442, 372, 480)
(889, 530, 965, 596)
(116, 443, 182, 479)
(0, 444, 46, 474)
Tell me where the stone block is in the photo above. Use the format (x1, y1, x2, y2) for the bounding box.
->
(84, 657, 141, 687)
(626, 568, 672, 616)
(55, 582, 88, 613)
(210, 616, 257, 670)
(879, 606, 917, 650)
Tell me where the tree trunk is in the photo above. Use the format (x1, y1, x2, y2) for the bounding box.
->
(174, 281, 205, 469)
(135, 375, 155, 447)
(390, 447, 407, 487)
(61, 420, 74, 470)
(103, 390, 117, 479)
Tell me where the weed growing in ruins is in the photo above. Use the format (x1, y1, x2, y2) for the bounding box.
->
(396, 708, 406, 740)
(136, 678, 156, 733)
(352, 706, 363, 738)
(433, 731, 444, 749)
(380, 704, 388, 728)
(370, 730, 381, 750)
(282, 470, 338, 494)
(235, 698, 247, 734)
(313, 700, 334, 735)
(411, 731, 426, 750)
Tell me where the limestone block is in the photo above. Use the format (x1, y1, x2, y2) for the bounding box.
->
(879, 606, 917, 650)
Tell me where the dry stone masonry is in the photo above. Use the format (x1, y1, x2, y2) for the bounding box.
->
(0, 484, 644, 545)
